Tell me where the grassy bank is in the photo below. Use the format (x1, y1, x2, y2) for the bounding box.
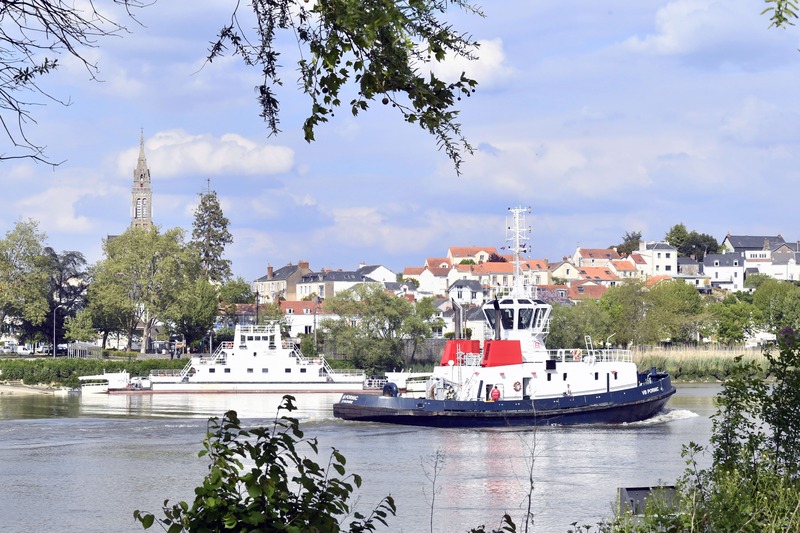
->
(634, 346, 768, 382)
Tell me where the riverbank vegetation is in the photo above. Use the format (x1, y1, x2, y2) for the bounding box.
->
(579, 328, 800, 532)
(0, 357, 185, 388)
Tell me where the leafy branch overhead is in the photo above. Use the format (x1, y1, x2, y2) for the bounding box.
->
(209, 0, 484, 174)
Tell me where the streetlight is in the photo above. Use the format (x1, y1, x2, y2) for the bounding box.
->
(52, 304, 63, 358)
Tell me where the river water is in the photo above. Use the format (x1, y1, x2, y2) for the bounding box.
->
(0, 385, 717, 533)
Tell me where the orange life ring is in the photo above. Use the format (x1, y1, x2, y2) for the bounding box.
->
(513, 381, 522, 392)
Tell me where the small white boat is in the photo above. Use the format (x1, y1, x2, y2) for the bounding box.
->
(79, 372, 131, 394)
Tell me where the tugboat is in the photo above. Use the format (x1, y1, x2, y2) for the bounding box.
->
(333, 207, 675, 427)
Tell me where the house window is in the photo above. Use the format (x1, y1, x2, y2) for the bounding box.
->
(656, 265, 660, 271)
(734, 272, 738, 278)
(666, 253, 671, 258)
(657, 252, 661, 258)
(734, 261, 739, 266)
(715, 272, 719, 279)
(457, 290, 463, 298)
(714, 261, 719, 266)
(666, 265, 672, 272)
(287, 308, 294, 314)
(471, 291, 477, 299)
(303, 308, 310, 314)
(304, 325, 312, 335)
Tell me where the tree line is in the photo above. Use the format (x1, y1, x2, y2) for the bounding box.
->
(0, 190, 254, 354)
(548, 274, 796, 348)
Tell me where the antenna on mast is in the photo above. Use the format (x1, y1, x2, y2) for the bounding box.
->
(507, 206, 532, 296)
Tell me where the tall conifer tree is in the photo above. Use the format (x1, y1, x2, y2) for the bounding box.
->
(191, 185, 233, 283)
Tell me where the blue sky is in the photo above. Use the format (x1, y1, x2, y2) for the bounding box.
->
(3, 1, 800, 282)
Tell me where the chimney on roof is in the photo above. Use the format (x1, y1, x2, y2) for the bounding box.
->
(298, 260, 309, 270)
(359, 261, 366, 269)
(267, 264, 273, 278)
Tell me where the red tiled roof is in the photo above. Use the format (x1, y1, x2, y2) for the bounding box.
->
(448, 246, 498, 258)
(577, 266, 620, 281)
(578, 248, 621, 260)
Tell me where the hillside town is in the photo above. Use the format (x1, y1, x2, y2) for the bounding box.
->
(0, 135, 795, 354)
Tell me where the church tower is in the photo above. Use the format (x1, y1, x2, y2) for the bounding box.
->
(131, 130, 153, 229)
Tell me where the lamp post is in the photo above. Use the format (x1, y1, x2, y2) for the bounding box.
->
(52, 304, 63, 358)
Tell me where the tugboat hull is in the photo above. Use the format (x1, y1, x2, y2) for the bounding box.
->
(333, 376, 675, 428)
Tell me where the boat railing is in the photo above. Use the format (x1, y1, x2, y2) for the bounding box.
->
(551, 349, 633, 364)
(175, 341, 235, 380)
(457, 350, 483, 367)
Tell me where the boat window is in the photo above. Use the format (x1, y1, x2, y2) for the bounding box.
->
(485, 308, 497, 329)
(224, 368, 231, 373)
(253, 336, 261, 341)
(209, 368, 216, 373)
(517, 307, 534, 329)
(240, 335, 246, 344)
(500, 308, 514, 330)
(563, 373, 567, 381)
(300, 368, 307, 373)
(546, 373, 552, 382)
(247, 336, 254, 341)
(285, 368, 291, 373)
(262, 368, 268, 373)
(247, 368, 253, 373)
(595, 372, 599, 380)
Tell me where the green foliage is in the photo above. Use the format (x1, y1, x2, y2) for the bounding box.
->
(64, 308, 100, 342)
(763, 0, 799, 27)
(321, 284, 414, 372)
(0, 220, 50, 330)
(664, 223, 718, 260)
(611, 230, 641, 257)
(0, 357, 185, 386)
(190, 189, 232, 283)
(209, 0, 483, 174)
(134, 398, 396, 532)
(600, 332, 800, 532)
(92, 227, 196, 352)
(166, 277, 219, 349)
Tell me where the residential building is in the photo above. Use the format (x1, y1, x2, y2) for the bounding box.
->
(634, 241, 678, 277)
(448, 279, 485, 307)
(577, 266, 620, 287)
(572, 247, 621, 268)
(296, 269, 379, 300)
(447, 246, 499, 264)
(703, 252, 745, 291)
(253, 261, 312, 303)
(720, 234, 785, 254)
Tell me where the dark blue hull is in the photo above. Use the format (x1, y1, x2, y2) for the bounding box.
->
(333, 375, 676, 427)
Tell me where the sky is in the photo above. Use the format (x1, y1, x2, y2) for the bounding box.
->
(3, 1, 800, 282)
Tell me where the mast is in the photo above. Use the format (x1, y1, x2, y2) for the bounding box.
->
(507, 206, 532, 297)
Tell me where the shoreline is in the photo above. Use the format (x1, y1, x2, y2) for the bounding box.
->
(0, 381, 60, 395)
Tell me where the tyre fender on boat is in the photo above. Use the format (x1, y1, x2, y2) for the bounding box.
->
(513, 381, 522, 392)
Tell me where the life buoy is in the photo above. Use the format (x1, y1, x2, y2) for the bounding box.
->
(513, 381, 522, 392)
(572, 349, 582, 361)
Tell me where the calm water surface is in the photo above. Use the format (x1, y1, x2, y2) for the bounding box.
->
(0, 385, 717, 533)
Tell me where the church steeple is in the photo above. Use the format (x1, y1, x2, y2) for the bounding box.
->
(131, 129, 153, 229)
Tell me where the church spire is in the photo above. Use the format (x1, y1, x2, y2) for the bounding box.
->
(131, 129, 153, 229)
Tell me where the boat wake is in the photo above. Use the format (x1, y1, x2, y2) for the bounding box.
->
(630, 408, 699, 426)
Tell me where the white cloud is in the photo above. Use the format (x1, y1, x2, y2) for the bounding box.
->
(429, 38, 514, 87)
(115, 130, 294, 178)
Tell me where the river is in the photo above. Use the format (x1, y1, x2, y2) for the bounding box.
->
(0, 384, 717, 533)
